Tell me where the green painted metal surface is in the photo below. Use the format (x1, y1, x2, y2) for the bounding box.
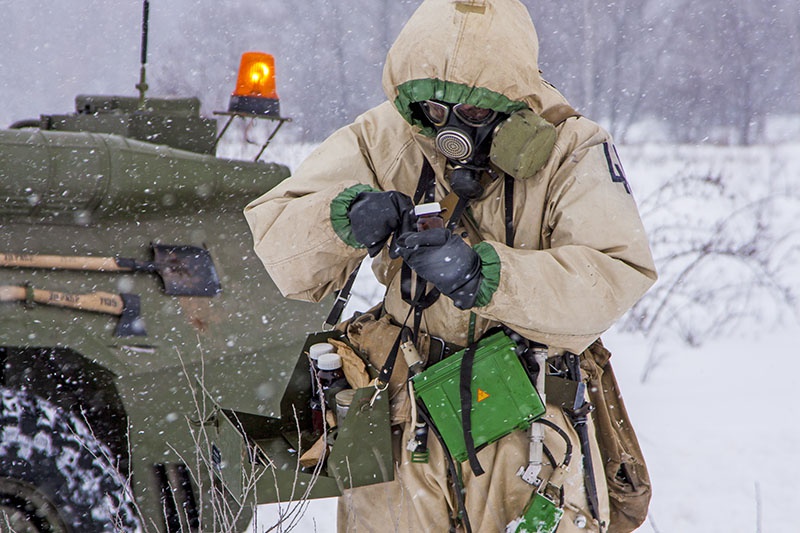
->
(0, 94, 328, 531)
(510, 493, 564, 533)
(250, 332, 394, 504)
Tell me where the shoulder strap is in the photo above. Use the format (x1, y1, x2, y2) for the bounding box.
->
(504, 174, 515, 247)
(540, 103, 581, 127)
(413, 158, 437, 204)
(496, 104, 580, 249)
(323, 262, 360, 330)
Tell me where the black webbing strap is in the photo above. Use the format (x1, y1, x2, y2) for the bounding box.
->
(573, 410, 601, 521)
(374, 158, 438, 388)
(455, 173, 515, 477)
(459, 343, 484, 476)
(404, 156, 443, 339)
(413, 155, 470, 235)
(504, 174, 515, 247)
(417, 402, 474, 533)
(413, 157, 436, 204)
(323, 157, 435, 332)
(376, 264, 441, 390)
(400, 262, 441, 339)
(446, 196, 469, 233)
(323, 262, 361, 329)
(376, 320, 409, 387)
(564, 352, 601, 522)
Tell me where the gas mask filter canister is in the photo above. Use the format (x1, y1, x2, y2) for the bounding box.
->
(489, 108, 557, 179)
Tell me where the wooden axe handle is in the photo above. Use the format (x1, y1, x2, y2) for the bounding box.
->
(0, 285, 124, 315)
(0, 253, 126, 272)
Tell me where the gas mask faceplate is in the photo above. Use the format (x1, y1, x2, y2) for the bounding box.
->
(420, 100, 504, 165)
(416, 100, 559, 199)
(418, 100, 507, 199)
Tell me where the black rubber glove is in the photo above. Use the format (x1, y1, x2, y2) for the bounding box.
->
(348, 191, 415, 257)
(396, 228, 483, 310)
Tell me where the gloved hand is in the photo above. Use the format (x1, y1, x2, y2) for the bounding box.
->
(395, 228, 482, 310)
(348, 191, 415, 257)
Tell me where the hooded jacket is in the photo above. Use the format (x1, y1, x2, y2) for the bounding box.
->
(244, 0, 657, 353)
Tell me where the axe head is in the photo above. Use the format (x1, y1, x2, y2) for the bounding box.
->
(116, 293, 147, 337)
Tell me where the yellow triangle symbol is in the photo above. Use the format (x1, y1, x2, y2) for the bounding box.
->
(477, 389, 490, 402)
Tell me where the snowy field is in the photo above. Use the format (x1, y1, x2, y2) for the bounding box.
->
(247, 140, 800, 533)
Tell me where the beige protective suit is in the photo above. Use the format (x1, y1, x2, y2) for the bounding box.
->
(245, 0, 656, 531)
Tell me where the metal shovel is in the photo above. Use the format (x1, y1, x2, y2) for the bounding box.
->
(0, 243, 221, 297)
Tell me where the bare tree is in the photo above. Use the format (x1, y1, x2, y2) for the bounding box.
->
(621, 167, 800, 381)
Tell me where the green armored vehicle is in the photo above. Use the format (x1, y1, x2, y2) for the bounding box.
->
(0, 11, 338, 530)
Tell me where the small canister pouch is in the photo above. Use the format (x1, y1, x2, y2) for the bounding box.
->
(411, 331, 545, 463)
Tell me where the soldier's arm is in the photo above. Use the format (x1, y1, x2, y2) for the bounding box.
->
(244, 122, 379, 303)
(472, 127, 657, 353)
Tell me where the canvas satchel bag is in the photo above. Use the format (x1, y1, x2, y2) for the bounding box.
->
(581, 339, 651, 533)
(344, 310, 436, 425)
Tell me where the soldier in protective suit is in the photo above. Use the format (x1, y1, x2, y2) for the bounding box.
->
(245, 0, 656, 531)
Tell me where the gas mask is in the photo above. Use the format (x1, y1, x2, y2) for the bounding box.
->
(418, 100, 557, 199)
(418, 100, 506, 200)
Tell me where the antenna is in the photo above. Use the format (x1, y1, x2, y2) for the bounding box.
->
(136, 0, 150, 107)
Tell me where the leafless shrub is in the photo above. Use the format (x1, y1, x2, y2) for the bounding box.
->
(166, 345, 325, 533)
(621, 169, 800, 381)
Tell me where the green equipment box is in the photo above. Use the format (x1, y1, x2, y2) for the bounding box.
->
(412, 331, 545, 462)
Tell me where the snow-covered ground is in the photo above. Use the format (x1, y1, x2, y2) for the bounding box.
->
(608, 326, 800, 533)
(250, 141, 800, 532)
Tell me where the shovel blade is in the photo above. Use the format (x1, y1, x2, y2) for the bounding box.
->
(151, 244, 221, 297)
